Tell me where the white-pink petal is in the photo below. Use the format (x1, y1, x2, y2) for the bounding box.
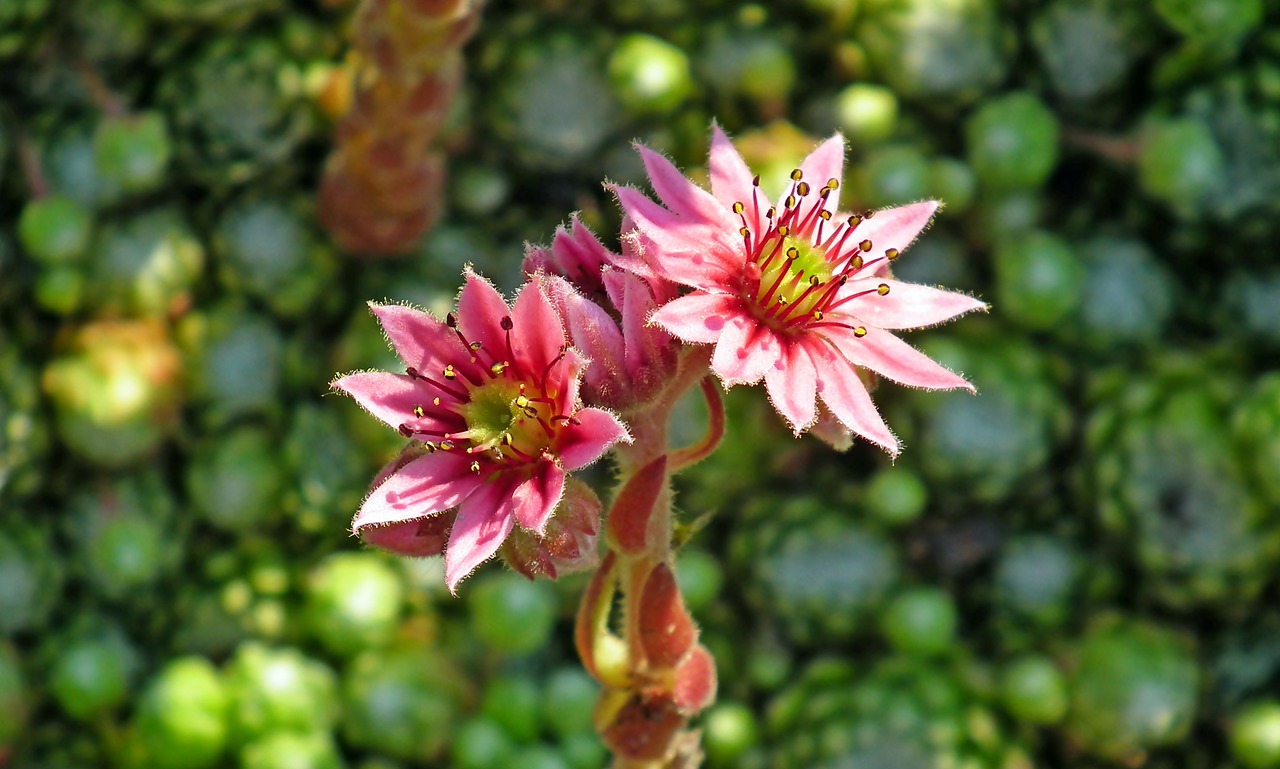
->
(708, 124, 759, 219)
(352, 452, 482, 531)
(826, 324, 973, 392)
(444, 478, 517, 593)
(850, 279, 988, 330)
(809, 340, 899, 456)
(791, 133, 847, 214)
(711, 316, 781, 387)
(849, 201, 939, 260)
(637, 145, 733, 227)
(649, 291, 741, 344)
(764, 340, 818, 434)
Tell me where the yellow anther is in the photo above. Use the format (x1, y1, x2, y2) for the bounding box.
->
(790, 168, 804, 181)
(846, 215, 862, 228)
(877, 283, 891, 296)
(433, 397, 441, 406)
(819, 210, 832, 221)
(786, 247, 799, 259)
(853, 326, 868, 337)
(826, 178, 839, 190)
(885, 248, 900, 260)
(785, 195, 796, 208)
(732, 201, 745, 214)
(739, 227, 750, 237)
(413, 405, 425, 418)
(812, 310, 824, 321)
(851, 255, 864, 270)
(796, 182, 810, 196)
(443, 365, 456, 379)
(859, 239, 873, 252)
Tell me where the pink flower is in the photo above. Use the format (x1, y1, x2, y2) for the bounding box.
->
(525, 217, 679, 411)
(332, 269, 630, 592)
(612, 127, 986, 455)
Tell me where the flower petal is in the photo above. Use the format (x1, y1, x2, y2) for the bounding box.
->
(709, 124, 757, 216)
(369, 303, 460, 374)
(360, 513, 455, 558)
(457, 269, 513, 366)
(444, 477, 518, 593)
(545, 275, 627, 397)
(712, 316, 781, 387)
(850, 200, 939, 260)
(827, 324, 973, 392)
(511, 277, 567, 375)
(332, 371, 431, 431)
(650, 292, 743, 344)
(637, 144, 733, 226)
(558, 407, 630, 471)
(613, 186, 740, 284)
(808, 339, 899, 456)
(795, 133, 846, 214)
(511, 462, 566, 534)
(848, 279, 988, 330)
(352, 452, 481, 531)
(764, 340, 818, 434)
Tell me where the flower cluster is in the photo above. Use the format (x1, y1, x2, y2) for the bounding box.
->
(333, 125, 985, 591)
(333, 124, 985, 765)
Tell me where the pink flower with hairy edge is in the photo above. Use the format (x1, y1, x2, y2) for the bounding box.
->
(332, 269, 630, 592)
(525, 217, 679, 411)
(611, 126, 987, 455)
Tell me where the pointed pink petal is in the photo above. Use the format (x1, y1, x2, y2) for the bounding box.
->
(352, 452, 482, 531)
(796, 133, 847, 213)
(558, 407, 630, 471)
(360, 512, 454, 558)
(444, 477, 517, 593)
(511, 278, 567, 374)
(711, 316, 781, 387)
(511, 462, 566, 534)
(764, 340, 818, 434)
(825, 324, 973, 392)
(846, 279, 988, 330)
(637, 145, 733, 226)
(369, 303, 461, 374)
(521, 243, 554, 277)
(457, 269, 513, 365)
(545, 275, 627, 395)
(650, 292, 743, 344)
(332, 371, 430, 431)
(709, 125, 757, 214)
(613, 186, 740, 283)
(614, 271, 673, 377)
(808, 339, 899, 456)
(849, 201, 939, 261)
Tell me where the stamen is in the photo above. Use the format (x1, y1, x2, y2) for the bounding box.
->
(885, 248, 900, 260)
(413, 405, 425, 418)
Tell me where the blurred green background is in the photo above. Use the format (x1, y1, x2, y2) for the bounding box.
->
(4, 0, 1280, 767)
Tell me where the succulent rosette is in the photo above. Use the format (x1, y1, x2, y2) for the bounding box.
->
(332, 270, 629, 591)
(612, 127, 987, 454)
